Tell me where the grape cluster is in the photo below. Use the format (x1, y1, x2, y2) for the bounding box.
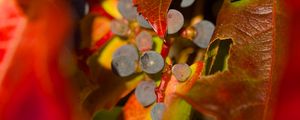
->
(108, 0, 215, 119)
(111, 0, 166, 77)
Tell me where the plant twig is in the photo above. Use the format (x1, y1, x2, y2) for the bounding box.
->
(88, 2, 114, 20)
(77, 31, 114, 75)
(155, 64, 172, 102)
(155, 39, 172, 102)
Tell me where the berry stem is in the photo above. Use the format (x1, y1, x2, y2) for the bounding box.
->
(77, 31, 114, 75)
(155, 38, 172, 102)
(155, 64, 172, 102)
(90, 31, 114, 52)
(89, 4, 114, 20)
(161, 39, 171, 59)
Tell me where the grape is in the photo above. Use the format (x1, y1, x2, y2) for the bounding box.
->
(135, 80, 157, 107)
(117, 0, 138, 21)
(136, 14, 152, 29)
(110, 19, 130, 37)
(151, 103, 166, 120)
(111, 56, 136, 77)
(136, 31, 153, 52)
(172, 63, 191, 82)
(139, 51, 165, 74)
(167, 9, 184, 34)
(180, 0, 195, 8)
(113, 44, 139, 61)
(193, 20, 215, 48)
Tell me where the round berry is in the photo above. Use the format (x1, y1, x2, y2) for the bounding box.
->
(139, 51, 165, 74)
(135, 80, 157, 106)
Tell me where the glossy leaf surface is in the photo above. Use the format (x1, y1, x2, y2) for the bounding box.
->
(133, 0, 172, 38)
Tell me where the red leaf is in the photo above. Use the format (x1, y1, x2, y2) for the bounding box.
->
(177, 0, 282, 119)
(0, 0, 26, 82)
(0, 0, 74, 119)
(133, 0, 172, 38)
(274, 0, 300, 119)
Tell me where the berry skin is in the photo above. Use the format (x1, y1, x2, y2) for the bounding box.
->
(111, 56, 136, 77)
(151, 103, 166, 120)
(172, 63, 192, 82)
(113, 44, 139, 61)
(117, 0, 138, 21)
(135, 80, 157, 107)
(193, 20, 215, 48)
(136, 31, 153, 52)
(167, 9, 184, 34)
(180, 0, 195, 8)
(110, 19, 130, 37)
(139, 51, 165, 74)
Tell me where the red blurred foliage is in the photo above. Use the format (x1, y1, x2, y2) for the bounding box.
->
(87, 0, 114, 19)
(274, 0, 300, 120)
(0, 0, 74, 120)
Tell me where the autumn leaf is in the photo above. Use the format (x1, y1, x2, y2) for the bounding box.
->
(123, 94, 152, 120)
(163, 62, 203, 120)
(0, 0, 74, 119)
(0, 0, 26, 83)
(177, 0, 280, 119)
(133, 0, 172, 38)
(74, 37, 144, 116)
(273, 0, 300, 119)
(76, 2, 171, 116)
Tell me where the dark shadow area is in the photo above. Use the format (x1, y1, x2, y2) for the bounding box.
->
(205, 39, 233, 75)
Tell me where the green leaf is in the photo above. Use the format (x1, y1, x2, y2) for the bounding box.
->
(153, 36, 164, 53)
(93, 107, 122, 120)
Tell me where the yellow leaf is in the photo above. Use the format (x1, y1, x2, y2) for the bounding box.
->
(102, 0, 122, 19)
(97, 37, 127, 69)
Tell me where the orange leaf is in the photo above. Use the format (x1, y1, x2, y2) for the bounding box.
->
(123, 94, 152, 120)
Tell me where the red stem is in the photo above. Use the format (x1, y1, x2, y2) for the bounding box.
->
(155, 39, 172, 102)
(155, 64, 172, 102)
(160, 39, 171, 59)
(90, 31, 114, 52)
(77, 31, 114, 75)
(89, 5, 114, 20)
